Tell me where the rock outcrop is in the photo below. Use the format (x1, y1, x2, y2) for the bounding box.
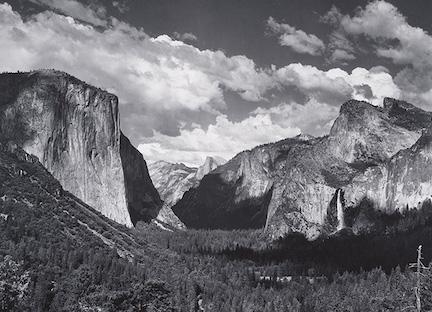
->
(148, 156, 226, 229)
(0, 70, 161, 226)
(173, 98, 432, 239)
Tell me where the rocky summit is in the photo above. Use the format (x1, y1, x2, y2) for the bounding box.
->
(0, 70, 161, 226)
(173, 98, 432, 239)
(148, 156, 226, 229)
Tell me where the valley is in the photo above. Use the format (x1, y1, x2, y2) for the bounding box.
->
(1, 69, 432, 311)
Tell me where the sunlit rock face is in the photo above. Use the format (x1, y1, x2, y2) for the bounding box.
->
(195, 156, 226, 180)
(345, 129, 432, 215)
(149, 161, 198, 207)
(148, 156, 226, 229)
(0, 70, 161, 226)
(173, 98, 432, 239)
(328, 99, 430, 164)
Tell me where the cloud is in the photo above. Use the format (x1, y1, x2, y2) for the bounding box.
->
(138, 113, 301, 166)
(267, 17, 325, 56)
(273, 63, 353, 105)
(329, 49, 356, 63)
(137, 62, 401, 166)
(321, 6, 356, 64)
(138, 97, 343, 166)
(327, 1, 432, 107)
(0, 3, 275, 140)
(0, 2, 405, 165)
(326, 67, 400, 106)
(29, 0, 107, 26)
(173, 32, 198, 42)
(253, 99, 339, 137)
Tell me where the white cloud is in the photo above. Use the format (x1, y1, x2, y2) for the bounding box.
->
(253, 99, 339, 136)
(29, 0, 107, 26)
(267, 17, 325, 56)
(274, 63, 353, 105)
(0, 3, 275, 138)
(0, 2, 406, 165)
(326, 67, 400, 106)
(329, 0, 432, 107)
(138, 113, 300, 166)
(273, 63, 400, 106)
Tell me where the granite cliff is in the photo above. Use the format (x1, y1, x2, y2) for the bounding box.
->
(0, 70, 161, 226)
(173, 98, 432, 239)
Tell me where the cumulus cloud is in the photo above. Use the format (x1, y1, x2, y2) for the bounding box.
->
(273, 64, 400, 106)
(274, 63, 353, 105)
(0, 2, 405, 165)
(138, 113, 300, 166)
(327, 1, 432, 107)
(138, 63, 401, 165)
(29, 0, 107, 26)
(326, 67, 401, 106)
(267, 17, 325, 56)
(0, 3, 275, 139)
(253, 99, 339, 137)
(173, 32, 198, 42)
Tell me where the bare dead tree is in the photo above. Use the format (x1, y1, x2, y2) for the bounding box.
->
(406, 245, 431, 312)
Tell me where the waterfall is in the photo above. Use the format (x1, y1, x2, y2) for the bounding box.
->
(336, 189, 345, 231)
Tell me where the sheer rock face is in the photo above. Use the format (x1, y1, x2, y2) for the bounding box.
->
(173, 98, 432, 239)
(0, 70, 161, 226)
(328, 99, 429, 164)
(148, 156, 226, 229)
(345, 129, 432, 215)
(120, 133, 162, 223)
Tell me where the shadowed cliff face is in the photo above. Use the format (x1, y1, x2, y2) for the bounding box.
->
(173, 98, 432, 239)
(0, 70, 161, 226)
(174, 172, 272, 229)
(120, 133, 162, 224)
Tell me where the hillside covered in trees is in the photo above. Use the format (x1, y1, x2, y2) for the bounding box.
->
(1, 142, 432, 311)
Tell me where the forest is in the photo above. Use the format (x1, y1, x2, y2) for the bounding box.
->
(1, 144, 432, 311)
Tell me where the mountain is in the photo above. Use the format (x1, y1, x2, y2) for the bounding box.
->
(195, 156, 227, 180)
(0, 70, 162, 226)
(173, 98, 432, 239)
(148, 156, 226, 229)
(148, 161, 198, 207)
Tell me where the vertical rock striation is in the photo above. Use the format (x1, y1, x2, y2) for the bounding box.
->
(0, 70, 161, 226)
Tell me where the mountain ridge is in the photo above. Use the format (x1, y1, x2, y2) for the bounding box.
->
(173, 97, 432, 239)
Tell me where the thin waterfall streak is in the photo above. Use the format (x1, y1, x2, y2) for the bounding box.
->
(337, 189, 345, 231)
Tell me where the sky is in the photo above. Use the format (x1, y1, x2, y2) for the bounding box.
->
(2, 0, 432, 166)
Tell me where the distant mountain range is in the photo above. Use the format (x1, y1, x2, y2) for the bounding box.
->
(148, 156, 226, 229)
